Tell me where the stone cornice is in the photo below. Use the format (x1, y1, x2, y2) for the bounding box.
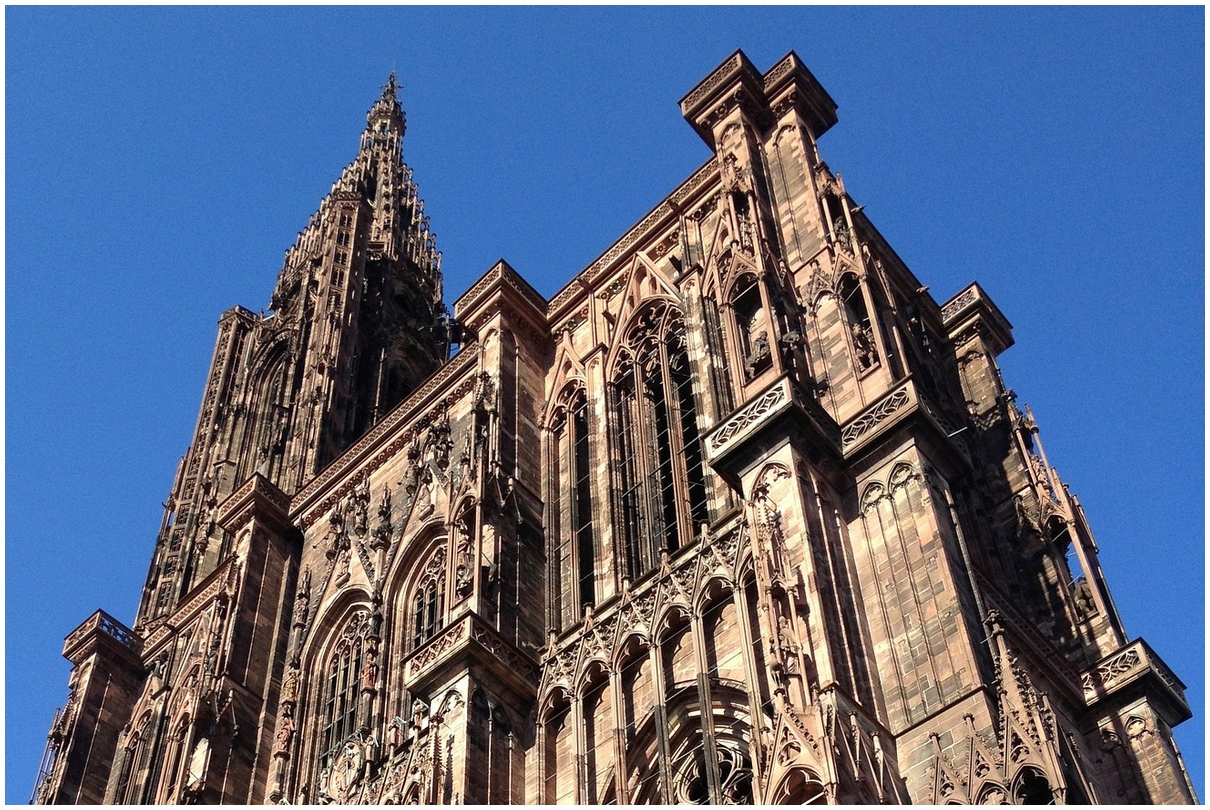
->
(63, 609, 143, 666)
(453, 259, 547, 326)
(216, 473, 291, 535)
(404, 612, 539, 698)
(941, 282, 1014, 356)
(761, 51, 838, 138)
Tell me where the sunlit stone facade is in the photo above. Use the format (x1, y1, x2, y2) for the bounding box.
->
(34, 51, 1195, 805)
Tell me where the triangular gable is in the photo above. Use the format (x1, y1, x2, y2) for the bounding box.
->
(965, 717, 1008, 801)
(756, 705, 830, 804)
(610, 253, 682, 342)
(541, 330, 588, 430)
(929, 735, 972, 804)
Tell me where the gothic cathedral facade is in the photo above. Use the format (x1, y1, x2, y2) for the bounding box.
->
(34, 51, 1195, 805)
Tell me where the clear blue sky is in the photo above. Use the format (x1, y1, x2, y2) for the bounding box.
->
(7, 7, 1203, 802)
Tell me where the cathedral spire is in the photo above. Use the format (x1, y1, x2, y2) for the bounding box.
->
(366, 70, 405, 137)
(135, 74, 446, 629)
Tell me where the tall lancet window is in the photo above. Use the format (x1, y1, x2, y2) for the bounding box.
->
(317, 611, 368, 768)
(410, 546, 447, 650)
(551, 388, 597, 626)
(612, 304, 710, 582)
(839, 274, 878, 372)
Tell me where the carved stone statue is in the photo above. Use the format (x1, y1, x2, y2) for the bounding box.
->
(361, 648, 379, 691)
(747, 329, 771, 376)
(292, 571, 310, 627)
(281, 667, 300, 704)
(850, 322, 876, 370)
(454, 520, 473, 596)
(411, 698, 429, 733)
(777, 614, 800, 674)
(271, 709, 294, 758)
(351, 475, 371, 536)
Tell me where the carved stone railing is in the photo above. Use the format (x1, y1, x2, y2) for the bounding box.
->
(404, 613, 538, 695)
(62, 609, 142, 662)
(705, 375, 840, 468)
(838, 377, 970, 465)
(940, 283, 981, 324)
(841, 382, 913, 453)
(707, 379, 790, 456)
(1081, 639, 1190, 720)
(940, 281, 1014, 356)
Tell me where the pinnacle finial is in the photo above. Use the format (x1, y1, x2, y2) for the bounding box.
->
(381, 71, 399, 101)
(366, 71, 405, 133)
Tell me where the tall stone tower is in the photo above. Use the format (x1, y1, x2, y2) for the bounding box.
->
(34, 53, 1195, 806)
(135, 73, 445, 630)
(34, 75, 446, 804)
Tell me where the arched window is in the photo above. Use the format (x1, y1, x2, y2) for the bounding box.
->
(730, 273, 772, 381)
(411, 546, 447, 650)
(838, 274, 878, 372)
(317, 611, 368, 769)
(551, 388, 597, 626)
(1013, 766, 1054, 805)
(612, 304, 710, 581)
(676, 744, 754, 804)
(113, 713, 153, 804)
(701, 295, 735, 413)
(159, 716, 192, 803)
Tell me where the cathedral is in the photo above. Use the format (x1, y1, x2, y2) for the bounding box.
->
(33, 51, 1196, 805)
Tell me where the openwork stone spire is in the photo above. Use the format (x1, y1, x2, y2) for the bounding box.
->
(136, 75, 446, 629)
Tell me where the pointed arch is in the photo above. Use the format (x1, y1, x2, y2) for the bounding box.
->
(303, 607, 372, 780)
(609, 301, 710, 583)
(608, 253, 683, 347)
(769, 767, 827, 804)
(547, 381, 598, 629)
(1012, 765, 1054, 804)
(542, 330, 588, 431)
(860, 481, 886, 514)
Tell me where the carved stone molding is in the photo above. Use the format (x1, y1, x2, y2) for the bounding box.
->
(295, 360, 478, 528)
(1080, 639, 1189, 720)
(840, 382, 912, 452)
(707, 378, 790, 455)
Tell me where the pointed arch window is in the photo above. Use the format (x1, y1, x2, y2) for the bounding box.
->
(411, 546, 447, 650)
(838, 274, 878, 372)
(550, 388, 597, 627)
(701, 295, 735, 414)
(612, 304, 710, 582)
(729, 272, 774, 382)
(317, 611, 368, 767)
(114, 713, 153, 804)
(159, 716, 192, 803)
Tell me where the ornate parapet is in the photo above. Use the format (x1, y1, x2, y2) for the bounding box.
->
(941, 282, 1014, 356)
(704, 375, 841, 485)
(838, 376, 971, 466)
(62, 609, 142, 667)
(1081, 639, 1191, 726)
(761, 51, 839, 136)
(404, 612, 538, 698)
(841, 381, 914, 455)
